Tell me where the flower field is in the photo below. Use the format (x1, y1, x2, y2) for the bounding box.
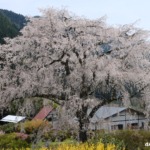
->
(49, 143, 115, 150)
(1, 142, 124, 150)
(47, 143, 119, 150)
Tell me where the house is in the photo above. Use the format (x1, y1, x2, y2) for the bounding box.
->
(0, 115, 26, 124)
(89, 106, 146, 131)
(33, 106, 54, 121)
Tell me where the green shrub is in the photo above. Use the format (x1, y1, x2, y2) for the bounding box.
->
(0, 123, 16, 133)
(88, 130, 124, 150)
(112, 130, 150, 150)
(23, 120, 50, 134)
(88, 130, 150, 150)
(42, 129, 77, 142)
(0, 133, 30, 149)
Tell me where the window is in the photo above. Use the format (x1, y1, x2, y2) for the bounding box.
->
(118, 124, 123, 130)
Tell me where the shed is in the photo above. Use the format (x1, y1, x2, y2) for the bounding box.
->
(0, 115, 26, 123)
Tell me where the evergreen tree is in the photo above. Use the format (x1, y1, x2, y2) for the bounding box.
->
(0, 9, 27, 44)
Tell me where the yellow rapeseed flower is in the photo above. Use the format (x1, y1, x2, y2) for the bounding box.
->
(106, 144, 116, 150)
(96, 143, 104, 150)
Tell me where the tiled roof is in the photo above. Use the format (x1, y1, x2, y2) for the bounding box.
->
(95, 106, 126, 119)
(33, 106, 53, 120)
(89, 106, 126, 123)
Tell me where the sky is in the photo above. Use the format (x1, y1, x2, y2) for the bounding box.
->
(0, 0, 150, 30)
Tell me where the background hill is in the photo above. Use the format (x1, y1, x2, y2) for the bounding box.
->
(0, 9, 27, 44)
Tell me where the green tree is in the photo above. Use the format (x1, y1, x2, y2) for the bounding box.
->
(0, 9, 27, 44)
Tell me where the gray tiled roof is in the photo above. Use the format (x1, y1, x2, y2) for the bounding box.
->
(95, 106, 126, 118)
(89, 106, 126, 123)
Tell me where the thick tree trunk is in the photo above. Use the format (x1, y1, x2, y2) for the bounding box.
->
(78, 118, 88, 142)
(79, 129, 87, 142)
(76, 104, 89, 142)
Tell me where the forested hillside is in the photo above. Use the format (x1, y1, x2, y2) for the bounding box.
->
(0, 9, 26, 44)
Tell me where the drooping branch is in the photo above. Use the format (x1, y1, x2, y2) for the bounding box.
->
(130, 83, 149, 99)
(37, 51, 66, 71)
(32, 93, 67, 105)
(125, 80, 149, 99)
(12, 94, 65, 106)
(49, 51, 65, 65)
(87, 73, 122, 118)
(89, 81, 149, 119)
(72, 48, 82, 66)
